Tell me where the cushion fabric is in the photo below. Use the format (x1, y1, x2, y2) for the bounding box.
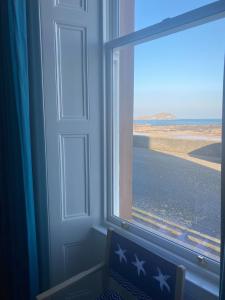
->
(96, 289, 124, 300)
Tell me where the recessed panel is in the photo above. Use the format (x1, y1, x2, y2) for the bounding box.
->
(63, 242, 91, 277)
(56, 0, 87, 11)
(56, 23, 88, 120)
(60, 135, 89, 219)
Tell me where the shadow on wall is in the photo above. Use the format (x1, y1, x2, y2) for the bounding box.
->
(189, 143, 221, 163)
(133, 135, 150, 148)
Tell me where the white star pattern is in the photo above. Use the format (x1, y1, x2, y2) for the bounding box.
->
(115, 244, 127, 263)
(132, 254, 146, 277)
(153, 267, 171, 293)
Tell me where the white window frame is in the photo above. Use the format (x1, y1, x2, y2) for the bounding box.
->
(103, 0, 225, 292)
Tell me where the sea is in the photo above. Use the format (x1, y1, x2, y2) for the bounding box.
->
(134, 118, 222, 126)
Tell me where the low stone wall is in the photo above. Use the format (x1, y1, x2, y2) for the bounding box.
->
(133, 134, 221, 158)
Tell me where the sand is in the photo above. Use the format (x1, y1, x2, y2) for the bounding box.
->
(133, 124, 222, 170)
(133, 124, 221, 141)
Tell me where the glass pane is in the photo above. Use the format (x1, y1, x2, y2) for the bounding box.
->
(112, 18, 225, 261)
(118, 0, 217, 36)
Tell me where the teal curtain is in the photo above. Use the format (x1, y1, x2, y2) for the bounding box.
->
(0, 1, 39, 299)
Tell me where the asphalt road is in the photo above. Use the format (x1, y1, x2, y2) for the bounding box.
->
(132, 147, 221, 239)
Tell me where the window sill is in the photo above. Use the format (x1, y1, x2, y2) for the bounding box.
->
(92, 224, 219, 300)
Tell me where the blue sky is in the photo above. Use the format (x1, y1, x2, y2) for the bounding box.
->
(133, 0, 225, 118)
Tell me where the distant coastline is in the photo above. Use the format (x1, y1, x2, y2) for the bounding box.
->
(134, 118, 222, 126)
(133, 118, 222, 144)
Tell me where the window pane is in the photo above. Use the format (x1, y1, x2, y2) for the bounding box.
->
(112, 19, 225, 261)
(118, 0, 217, 36)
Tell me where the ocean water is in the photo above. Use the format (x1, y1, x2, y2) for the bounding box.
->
(134, 118, 222, 126)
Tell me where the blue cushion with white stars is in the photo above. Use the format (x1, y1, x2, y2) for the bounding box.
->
(96, 289, 124, 300)
(109, 231, 178, 300)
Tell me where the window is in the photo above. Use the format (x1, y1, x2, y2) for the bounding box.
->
(105, 0, 225, 274)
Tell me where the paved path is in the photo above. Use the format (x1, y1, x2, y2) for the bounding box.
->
(133, 147, 221, 239)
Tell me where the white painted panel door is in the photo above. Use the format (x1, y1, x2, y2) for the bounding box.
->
(39, 0, 102, 286)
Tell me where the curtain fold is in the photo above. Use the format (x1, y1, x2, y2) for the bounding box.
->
(0, 1, 39, 299)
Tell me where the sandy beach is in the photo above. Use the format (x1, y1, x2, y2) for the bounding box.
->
(133, 124, 222, 141)
(133, 124, 222, 170)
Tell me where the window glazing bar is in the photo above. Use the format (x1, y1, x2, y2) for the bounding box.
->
(105, 1, 225, 49)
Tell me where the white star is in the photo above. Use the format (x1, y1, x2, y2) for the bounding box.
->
(115, 244, 127, 263)
(153, 267, 171, 293)
(132, 254, 146, 276)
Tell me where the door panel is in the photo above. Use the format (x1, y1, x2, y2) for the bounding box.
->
(39, 0, 102, 285)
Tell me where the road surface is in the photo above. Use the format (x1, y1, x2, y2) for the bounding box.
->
(132, 147, 221, 239)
